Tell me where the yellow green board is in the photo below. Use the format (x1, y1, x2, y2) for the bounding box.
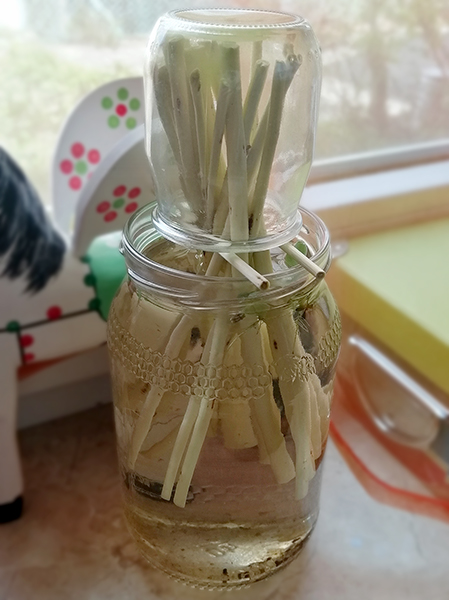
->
(331, 218, 449, 394)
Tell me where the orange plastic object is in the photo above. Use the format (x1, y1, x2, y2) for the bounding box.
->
(331, 374, 449, 523)
(17, 352, 84, 380)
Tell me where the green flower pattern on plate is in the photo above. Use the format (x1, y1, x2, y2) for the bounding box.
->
(101, 87, 141, 130)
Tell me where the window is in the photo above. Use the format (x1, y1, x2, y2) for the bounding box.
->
(1, 0, 448, 204)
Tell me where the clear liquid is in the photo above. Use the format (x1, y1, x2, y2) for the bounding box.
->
(122, 469, 321, 589)
(117, 426, 323, 589)
(125, 502, 314, 589)
(109, 269, 337, 589)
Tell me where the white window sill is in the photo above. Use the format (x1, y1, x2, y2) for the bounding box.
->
(303, 159, 449, 239)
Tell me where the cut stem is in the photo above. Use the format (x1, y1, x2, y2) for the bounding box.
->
(243, 59, 269, 145)
(281, 243, 325, 279)
(172, 317, 229, 507)
(165, 36, 202, 207)
(250, 56, 300, 237)
(239, 319, 295, 484)
(189, 69, 207, 203)
(222, 43, 249, 244)
(154, 66, 182, 166)
(128, 315, 193, 468)
(219, 252, 270, 290)
(206, 80, 230, 229)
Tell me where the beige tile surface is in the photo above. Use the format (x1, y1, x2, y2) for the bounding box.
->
(1, 405, 448, 600)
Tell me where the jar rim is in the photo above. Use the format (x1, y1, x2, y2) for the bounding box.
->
(167, 8, 305, 31)
(122, 203, 331, 303)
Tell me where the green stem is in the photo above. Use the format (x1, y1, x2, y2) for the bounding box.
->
(189, 69, 207, 204)
(222, 43, 248, 244)
(206, 80, 230, 229)
(243, 59, 269, 145)
(250, 56, 300, 237)
(172, 316, 229, 507)
(165, 36, 202, 208)
(154, 65, 182, 166)
(239, 319, 295, 484)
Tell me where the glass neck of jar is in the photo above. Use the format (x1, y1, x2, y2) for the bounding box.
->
(122, 203, 331, 311)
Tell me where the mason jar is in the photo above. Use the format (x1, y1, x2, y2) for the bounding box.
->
(144, 8, 321, 253)
(107, 203, 341, 589)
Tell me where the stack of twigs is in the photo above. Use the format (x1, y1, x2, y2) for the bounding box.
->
(130, 35, 330, 508)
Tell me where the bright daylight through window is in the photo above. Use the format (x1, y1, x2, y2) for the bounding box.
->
(1, 0, 448, 203)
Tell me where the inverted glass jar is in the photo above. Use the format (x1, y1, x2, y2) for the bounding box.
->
(107, 203, 341, 589)
(144, 8, 322, 253)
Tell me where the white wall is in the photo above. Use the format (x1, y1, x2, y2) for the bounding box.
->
(18, 345, 111, 429)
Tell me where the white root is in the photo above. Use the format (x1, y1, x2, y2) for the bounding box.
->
(312, 375, 332, 442)
(308, 381, 323, 460)
(218, 335, 258, 451)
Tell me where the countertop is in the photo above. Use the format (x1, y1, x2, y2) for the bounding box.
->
(1, 404, 448, 600)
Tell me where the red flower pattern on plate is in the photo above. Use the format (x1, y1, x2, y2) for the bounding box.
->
(96, 185, 142, 223)
(59, 143, 101, 191)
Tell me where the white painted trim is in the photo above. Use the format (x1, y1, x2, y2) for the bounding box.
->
(18, 346, 111, 429)
(309, 139, 449, 183)
(18, 373, 112, 430)
(303, 160, 449, 239)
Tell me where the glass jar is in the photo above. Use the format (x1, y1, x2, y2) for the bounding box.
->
(107, 203, 341, 589)
(144, 8, 322, 253)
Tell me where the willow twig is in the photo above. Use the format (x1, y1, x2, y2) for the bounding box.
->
(220, 252, 269, 290)
(281, 243, 325, 279)
(189, 69, 207, 203)
(128, 315, 193, 468)
(239, 318, 296, 484)
(222, 43, 249, 244)
(250, 56, 300, 237)
(171, 316, 229, 507)
(206, 81, 230, 229)
(243, 59, 269, 145)
(165, 36, 202, 208)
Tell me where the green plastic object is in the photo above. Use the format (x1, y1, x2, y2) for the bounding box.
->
(332, 218, 449, 395)
(83, 235, 126, 321)
(285, 240, 308, 268)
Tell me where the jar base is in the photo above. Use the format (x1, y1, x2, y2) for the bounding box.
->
(125, 503, 316, 590)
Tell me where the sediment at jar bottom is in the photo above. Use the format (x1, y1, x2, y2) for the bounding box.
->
(123, 483, 319, 589)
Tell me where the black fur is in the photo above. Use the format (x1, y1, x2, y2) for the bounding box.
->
(0, 148, 65, 292)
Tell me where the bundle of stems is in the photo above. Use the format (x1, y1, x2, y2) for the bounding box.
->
(131, 35, 330, 507)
